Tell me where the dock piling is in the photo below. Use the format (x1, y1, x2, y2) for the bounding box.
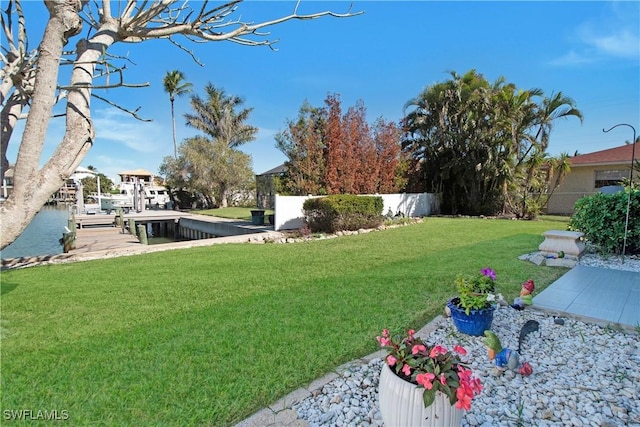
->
(136, 224, 148, 244)
(129, 219, 137, 237)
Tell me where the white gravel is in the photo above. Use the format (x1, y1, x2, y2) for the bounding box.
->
(292, 254, 640, 426)
(578, 252, 640, 273)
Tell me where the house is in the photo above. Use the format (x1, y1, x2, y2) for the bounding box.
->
(255, 164, 287, 209)
(1, 165, 85, 202)
(547, 143, 637, 214)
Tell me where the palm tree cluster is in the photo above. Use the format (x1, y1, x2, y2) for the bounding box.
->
(403, 69, 583, 218)
(160, 82, 257, 208)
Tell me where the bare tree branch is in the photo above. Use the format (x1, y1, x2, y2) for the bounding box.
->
(91, 93, 152, 121)
(167, 37, 205, 66)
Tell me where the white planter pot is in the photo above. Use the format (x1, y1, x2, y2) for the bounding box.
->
(378, 363, 463, 427)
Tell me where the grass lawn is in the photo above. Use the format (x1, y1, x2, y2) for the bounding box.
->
(0, 217, 569, 426)
(196, 207, 274, 222)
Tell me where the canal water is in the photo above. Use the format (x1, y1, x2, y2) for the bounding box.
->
(1, 205, 70, 259)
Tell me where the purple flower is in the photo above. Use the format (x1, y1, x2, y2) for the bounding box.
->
(481, 267, 496, 280)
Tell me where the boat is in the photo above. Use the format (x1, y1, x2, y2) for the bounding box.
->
(116, 169, 172, 211)
(99, 193, 135, 213)
(118, 182, 170, 210)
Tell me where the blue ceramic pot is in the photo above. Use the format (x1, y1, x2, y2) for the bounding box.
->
(447, 298, 495, 336)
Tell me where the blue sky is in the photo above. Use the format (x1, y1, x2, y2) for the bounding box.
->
(7, 1, 640, 183)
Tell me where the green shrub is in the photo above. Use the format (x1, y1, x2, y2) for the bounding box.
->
(569, 190, 640, 255)
(303, 194, 384, 233)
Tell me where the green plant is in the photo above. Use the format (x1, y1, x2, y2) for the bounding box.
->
(303, 194, 383, 233)
(515, 398, 525, 427)
(454, 267, 499, 314)
(569, 190, 640, 255)
(377, 328, 483, 409)
(613, 365, 628, 382)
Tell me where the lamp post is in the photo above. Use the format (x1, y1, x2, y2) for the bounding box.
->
(602, 123, 637, 263)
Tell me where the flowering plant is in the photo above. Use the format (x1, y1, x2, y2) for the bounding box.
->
(454, 267, 500, 314)
(376, 328, 483, 410)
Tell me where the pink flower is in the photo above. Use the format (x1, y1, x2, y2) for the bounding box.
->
(416, 372, 435, 390)
(407, 329, 415, 338)
(412, 344, 427, 355)
(402, 364, 412, 376)
(453, 345, 467, 356)
(439, 374, 447, 385)
(386, 355, 397, 366)
(382, 329, 389, 337)
(457, 366, 472, 382)
(429, 345, 448, 358)
(471, 378, 483, 394)
(455, 386, 473, 410)
(376, 336, 390, 347)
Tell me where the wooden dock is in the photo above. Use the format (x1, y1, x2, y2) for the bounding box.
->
(74, 210, 186, 229)
(2, 212, 282, 270)
(74, 214, 116, 228)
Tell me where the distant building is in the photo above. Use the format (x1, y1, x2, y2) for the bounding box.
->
(1, 165, 13, 199)
(547, 143, 636, 214)
(256, 164, 287, 209)
(70, 166, 97, 183)
(1, 165, 95, 203)
(118, 169, 161, 185)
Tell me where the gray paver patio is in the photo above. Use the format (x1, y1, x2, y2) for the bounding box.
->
(533, 264, 640, 328)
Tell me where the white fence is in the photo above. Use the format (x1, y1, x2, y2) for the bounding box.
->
(273, 193, 440, 231)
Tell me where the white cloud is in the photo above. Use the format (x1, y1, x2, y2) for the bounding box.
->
(92, 108, 169, 154)
(549, 50, 596, 67)
(583, 29, 639, 59)
(551, 5, 639, 66)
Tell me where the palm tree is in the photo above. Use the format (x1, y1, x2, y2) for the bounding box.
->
(163, 70, 193, 158)
(184, 83, 258, 207)
(185, 83, 258, 149)
(532, 91, 583, 152)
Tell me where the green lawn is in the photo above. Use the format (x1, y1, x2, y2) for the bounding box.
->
(196, 207, 274, 221)
(0, 217, 569, 426)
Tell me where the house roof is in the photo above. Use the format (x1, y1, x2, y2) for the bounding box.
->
(118, 169, 154, 177)
(257, 164, 287, 176)
(570, 143, 638, 166)
(75, 166, 96, 174)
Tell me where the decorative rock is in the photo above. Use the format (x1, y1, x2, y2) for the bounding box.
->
(545, 257, 577, 268)
(570, 416, 583, 426)
(285, 254, 640, 427)
(530, 253, 546, 265)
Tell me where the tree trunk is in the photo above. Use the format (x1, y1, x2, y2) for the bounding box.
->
(0, 1, 117, 250)
(171, 99, 178, 158)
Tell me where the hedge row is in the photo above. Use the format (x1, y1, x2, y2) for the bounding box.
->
(302, 195, 384, 233)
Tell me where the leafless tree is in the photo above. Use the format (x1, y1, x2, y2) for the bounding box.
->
(0, 0, 361, 249)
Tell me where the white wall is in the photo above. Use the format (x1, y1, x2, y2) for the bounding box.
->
(274, 193, 440, 231)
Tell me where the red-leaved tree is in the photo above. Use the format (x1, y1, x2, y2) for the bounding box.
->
(277, 94, 405, 195)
